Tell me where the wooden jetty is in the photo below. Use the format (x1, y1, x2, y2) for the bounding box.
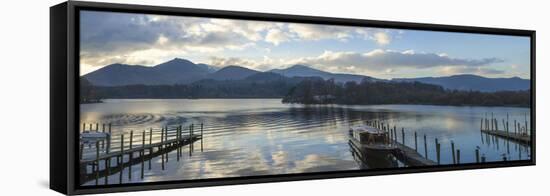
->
(352, 122, 436, 167)
(79, 123, 204, 185)
(480, 114, 531, 145)
(390, 140, 436, 166)
(360, 120, 489, 166)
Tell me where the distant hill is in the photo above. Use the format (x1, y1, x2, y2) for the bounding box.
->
(269, 64, 381, 83)
(83, 59, 529, 93)
(206, 65, 260, 80)
(393, 74, 530, 92)
(83, 58, 217, 86)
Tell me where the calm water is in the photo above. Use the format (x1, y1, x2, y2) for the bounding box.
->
(80, 99, 531, 185)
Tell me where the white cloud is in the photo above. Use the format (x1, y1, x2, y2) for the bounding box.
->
(287, 23, 352, 41)
(373, 32, 391, 45)
(265, 29, 290, 46)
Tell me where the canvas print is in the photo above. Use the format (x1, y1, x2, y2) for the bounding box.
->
(78, 10, 532, 186)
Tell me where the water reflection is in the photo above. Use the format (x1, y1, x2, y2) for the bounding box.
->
(81, 99, 531, 185)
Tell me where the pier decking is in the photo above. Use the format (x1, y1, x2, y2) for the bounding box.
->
(351, 121, 438, 167)
(79, 123, 204, 185)
(391, 141, 436, 166)
(481, 129, 530, 144)
(480, 114, 531, 145)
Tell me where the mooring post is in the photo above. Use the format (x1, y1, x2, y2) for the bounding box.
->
(475, 148, 480, 163)
(414, 131, 418, 151)
(148, 128, 152, 170)
(201, 123, 204, 152)
(423, 134, 427, 158)
(456, 149, 461, 164)
(161, 128, 165, 170)
(390, 127, 393, 141)
(128, 130, 133, 180)
(514, 120, 517, 134)
(101, 124, 105, 149)
(95, 141, 99, 185)
(436, 141, 441, 165)
(165, 126, 169, 162)
(451, 141, 456, 164)
(119, 134, 124, 184)
(401, 128, 405, 145)
(105, 157, 109, 185)
(177, 126, 180, 161)
(480, 118, 483, 130)
(141, 131, 145, 179)
(189, 125, 193, 156)
(393, 128, 397, 142)
(107, 123, 112, 153)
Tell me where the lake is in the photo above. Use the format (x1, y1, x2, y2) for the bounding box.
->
(80, 99, 531, 185)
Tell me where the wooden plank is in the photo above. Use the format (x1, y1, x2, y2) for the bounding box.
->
(481, 129, 530, 144)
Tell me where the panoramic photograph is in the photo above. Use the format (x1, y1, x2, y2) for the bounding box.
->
(78, 10, 532, 186)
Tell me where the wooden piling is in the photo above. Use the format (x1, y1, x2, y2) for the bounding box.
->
(161, 128, 165, 170)
(119, 134, 124, 184)
(189, 124, 192, 156)
(514, 120, 517, 134)
(435, 139, 440, 165)
(128, 131, 133, 180)
(165, 126, 169, 162)
(423, 134, 427, 158)
(480, 118, 483, 130)
(393, 128, 397, 142)
(101, 124, 105, 148)
(451, 141, 456, 164)
(148, 128, 152, 170)
(141, 131, 145, 179)
(105, 158, 109, 185)
(177, 126, 180, 161)
(414, 131, 418, 151)
(201, 123, 204, 152)
(95, 141, 99, 185)
(107, 124, 112, 153)
(475, 148, 480, 163)
(390, 127, 393, 141)
(401, 128, 405, 145)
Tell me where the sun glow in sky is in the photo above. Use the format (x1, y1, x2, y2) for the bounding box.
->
(79, 10, 531, 79)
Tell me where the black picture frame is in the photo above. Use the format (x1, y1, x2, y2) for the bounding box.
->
(50, 1, 536, 195)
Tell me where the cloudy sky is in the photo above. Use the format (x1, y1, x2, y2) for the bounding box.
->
(80, 10, 531, 79)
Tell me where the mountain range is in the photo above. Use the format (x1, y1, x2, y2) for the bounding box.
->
(83, 58, 530, 92)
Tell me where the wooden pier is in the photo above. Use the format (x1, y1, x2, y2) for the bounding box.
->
(79, 123, 204, 185)
(357, 120, 488, 166)
(480, 114, 531, 145)
(352, 121, 438, 167)
(391, 141, 436, 166)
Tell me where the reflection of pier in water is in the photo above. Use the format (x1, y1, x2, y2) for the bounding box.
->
(79, 123, 204, 185)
